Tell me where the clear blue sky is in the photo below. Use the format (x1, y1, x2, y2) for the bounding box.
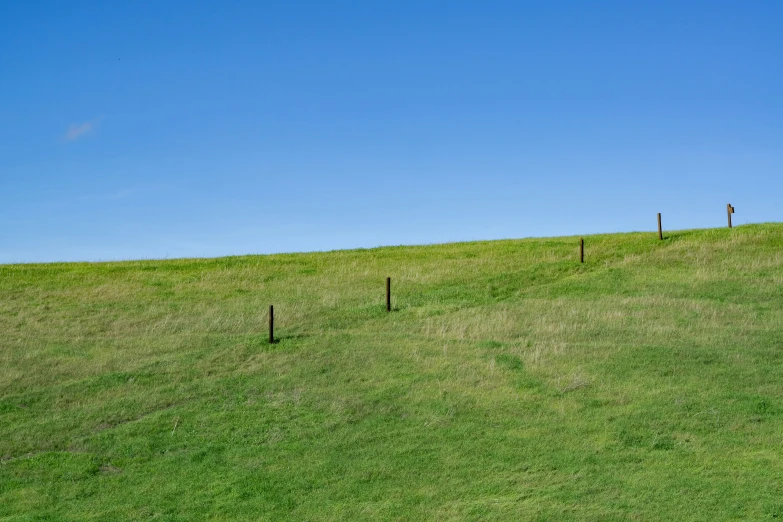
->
(2, 1, 781, 263)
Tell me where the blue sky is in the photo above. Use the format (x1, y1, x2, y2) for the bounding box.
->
(1, 1, 781, 263)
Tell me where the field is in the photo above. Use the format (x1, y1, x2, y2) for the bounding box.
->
(1, 223, 783, 520)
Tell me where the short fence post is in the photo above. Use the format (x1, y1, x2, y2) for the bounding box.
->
(580, 238, 584, 263)
(386, 277, 391, 312)
(727, 203, 734, 228)
(658, 213, 663, 240)
(269, 305, 274, 344)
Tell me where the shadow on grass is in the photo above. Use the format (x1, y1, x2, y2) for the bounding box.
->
(271, 333, 308, 344)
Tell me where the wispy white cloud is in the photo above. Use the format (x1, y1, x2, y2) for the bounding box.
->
(107, 188, 134, 200)
(63, 119, 99, 142)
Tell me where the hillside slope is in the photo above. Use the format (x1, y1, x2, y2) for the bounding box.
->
(2, 224, 783, 520)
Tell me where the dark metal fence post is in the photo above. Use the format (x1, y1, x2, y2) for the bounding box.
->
(658, 213, 663, 240)
(580, 238, 584, 263)
(269, 305, 274, 344)
(386, 277, 391, 312)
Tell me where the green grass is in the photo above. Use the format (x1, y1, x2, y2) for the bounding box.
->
(2, 223, 783, 521)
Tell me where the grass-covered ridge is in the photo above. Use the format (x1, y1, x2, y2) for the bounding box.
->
(2, 223, 783, 520)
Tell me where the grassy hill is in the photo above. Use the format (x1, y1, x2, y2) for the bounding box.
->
(2, 223, 782, 521)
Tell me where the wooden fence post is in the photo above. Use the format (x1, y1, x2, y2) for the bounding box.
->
(269, 305, 274, 344)
(658, 213, 663, 240)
